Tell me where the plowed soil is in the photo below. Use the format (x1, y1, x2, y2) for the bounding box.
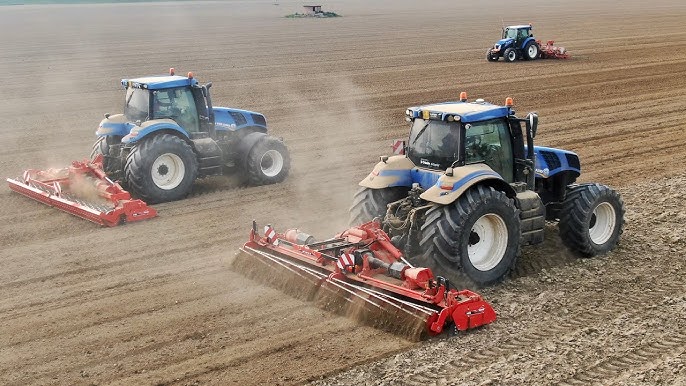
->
(1, 0, 685, 385)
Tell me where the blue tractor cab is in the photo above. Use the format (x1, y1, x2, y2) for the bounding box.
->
(487, 24, 540, 62)
(92, 69, 290, 203)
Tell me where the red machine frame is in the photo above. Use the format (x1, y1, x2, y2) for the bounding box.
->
(241, 220, 496, 336)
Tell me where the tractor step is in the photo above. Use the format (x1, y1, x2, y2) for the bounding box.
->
(7, 155, 156, 227)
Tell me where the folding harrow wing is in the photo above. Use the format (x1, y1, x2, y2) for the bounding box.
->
(234, 220, 496, 340)
(7, 155, 156, 227)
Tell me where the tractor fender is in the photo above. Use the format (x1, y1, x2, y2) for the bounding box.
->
(236, 131, 269, 167)
(121, 119, 189, 144)
(96, 114, 134, 137)
(521, 37, 537, 50)
(420, 164, 516, 205)
(359, 155, 416, 189)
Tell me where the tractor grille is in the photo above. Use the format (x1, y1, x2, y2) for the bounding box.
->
(565, 153, 581, 170)
(251, 114, 266, 126)
(229, 111, 247, 126)
(540, 150, 561, 170)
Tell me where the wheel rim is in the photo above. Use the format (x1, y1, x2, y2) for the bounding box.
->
(528, 45, 538, 58)
(508, 51, 516, 61)
(589, 202, 616, 245)
(260, 149, 284, 177)
(468, 213, 509, 271)
(151, 153, 185, 190)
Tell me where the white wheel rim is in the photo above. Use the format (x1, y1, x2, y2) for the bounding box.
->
(589, 202, 616, 245)
(151, 153, 185, 190)
(508, 51, 516, 61)
(261, 149, 284, 178)
(528, 45, 537, 58)
(468, 213, 509, 271)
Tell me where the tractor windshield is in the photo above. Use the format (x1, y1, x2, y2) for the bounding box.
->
(124, 87, 150, 121)
(407, 118, 460, 170)
(503, 28, 518, 40)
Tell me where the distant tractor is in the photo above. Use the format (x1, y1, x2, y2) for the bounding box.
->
(92, 69, 290, 204)
(487, 24, 540, 62)
(350, 93, 624, 286)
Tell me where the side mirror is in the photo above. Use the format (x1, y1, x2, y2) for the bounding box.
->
(392, 139, 406, 155)
(526, 112, 538, 138)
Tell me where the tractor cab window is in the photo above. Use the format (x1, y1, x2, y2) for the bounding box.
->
(517, 29, 530, 42)
(407, 118, 460, 170)
(152, 87, 199, 132)
(503, 28, 518, 40)
(465, 119, 514, 182)
(124, 87, 150, 121)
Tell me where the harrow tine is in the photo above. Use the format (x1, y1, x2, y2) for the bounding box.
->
(236, 245, 435, 341)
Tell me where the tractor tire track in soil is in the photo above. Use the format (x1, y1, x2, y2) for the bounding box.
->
(1, 0, 685, 384)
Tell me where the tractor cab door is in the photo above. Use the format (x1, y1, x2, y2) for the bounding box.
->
(152, 87, 200, 133)
(516, 28, 531, 48)
(190, 86, 214, 135)
(464, 119, 514, 182)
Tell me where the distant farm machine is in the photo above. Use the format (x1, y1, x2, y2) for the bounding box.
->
(7, 69, 290, 225)
(487, 24, 570, 62)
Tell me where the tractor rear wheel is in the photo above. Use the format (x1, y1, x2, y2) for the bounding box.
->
(90, 136, 121, 175)
(124, 134, 198, 204)
(503, 48, 517, 62)
(486, 49, 499, 62)
(246, 136, 291, 185)
(558, 183, 625, 256)
(524, 42, 539, 60)
(349, 187, 408, 226)
(418, 185, 520, 286)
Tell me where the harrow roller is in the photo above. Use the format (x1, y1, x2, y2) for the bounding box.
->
(233, 220, 496, 340)
(7, 155, 156, 227)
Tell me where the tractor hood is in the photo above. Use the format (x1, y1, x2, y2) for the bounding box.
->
(495, 38, 514, 48)
(213, 107, 267, 132)
(96, 114, 136, 137)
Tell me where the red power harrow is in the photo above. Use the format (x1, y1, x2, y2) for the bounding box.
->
(538, 40, 570, 59)
(6, 155, 156, 227)
(237, 220, 496, 339)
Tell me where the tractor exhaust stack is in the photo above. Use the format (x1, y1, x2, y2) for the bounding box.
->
(7, 155, 156, 227)
(232, 221, 496, 341)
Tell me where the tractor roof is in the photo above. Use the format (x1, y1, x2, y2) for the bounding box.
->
(408, 101, 511, 123)
(506, 24, 532, 29)
(121, 75, 199, 90)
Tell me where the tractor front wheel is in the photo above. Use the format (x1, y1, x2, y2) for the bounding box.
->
(524, 42, 539, 60)
(558, 184, 625, 256)
(246, 136, 291, 185)
(503, 48, 517, 62)
(349, 187, 408, 226)
(124, 134, 198, 204)
(418, 185, 520, 286)
(486, 49, 499, 62)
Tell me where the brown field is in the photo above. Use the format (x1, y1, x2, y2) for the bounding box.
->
(1, 0, 685, 384)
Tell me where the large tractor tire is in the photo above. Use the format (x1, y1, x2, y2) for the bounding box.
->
(503, 47, 518, 62)
(524, 41, 539, 60)
(124, 133, 198, 204)
(349, 186, 408, 226)
(90, 136, 121, 175)
(558, 183, 625, 256)
(246, 136, 290, 186)
(418, 185, 520, 286)
(486, 49, 499, 62)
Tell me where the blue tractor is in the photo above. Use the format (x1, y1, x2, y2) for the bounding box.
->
(91, 69, 290, 204)
(487, 24, 540, 62)
(350, 93, 625, 285)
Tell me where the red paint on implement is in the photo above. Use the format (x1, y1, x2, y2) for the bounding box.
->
(7, 155, 157, 227)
